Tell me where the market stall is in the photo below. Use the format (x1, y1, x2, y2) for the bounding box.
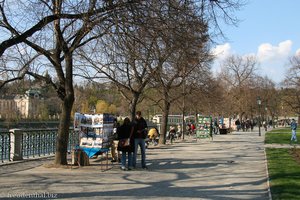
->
(196, 115, 212, 139)
(219, 117, 234, 134)
(73, 113, 115, 167)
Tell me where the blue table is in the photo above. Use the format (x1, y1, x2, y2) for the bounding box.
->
(80, 147, 109, 158)
(72, 146, 111, 170)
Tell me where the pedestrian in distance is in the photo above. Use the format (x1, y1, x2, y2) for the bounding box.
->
(190, 123, 196, 135)
(250, 120, 254, 131)
(263, 121, 267, 131)
(290, 118, 298, 144)
(176, 124, 182, 139)
(168, 126, 176, 144)
(213, 118, 219, 134)
(132, 111, 148, 169)
(235, 119, 241, 131)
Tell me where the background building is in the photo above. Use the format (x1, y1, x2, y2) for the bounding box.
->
(0, 89, 43, 119)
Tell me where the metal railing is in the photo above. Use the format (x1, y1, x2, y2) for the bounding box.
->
(0, 131, 11, 162)
(21, 129, 57, 158)
(0, 128, 78, 163)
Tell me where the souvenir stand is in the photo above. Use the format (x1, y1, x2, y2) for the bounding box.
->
(220, 117, 233, 134)
(73, 112, 115, 169)
(196, 115, 212, 140)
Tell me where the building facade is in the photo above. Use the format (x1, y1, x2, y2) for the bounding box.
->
(0, 89, 43, 119)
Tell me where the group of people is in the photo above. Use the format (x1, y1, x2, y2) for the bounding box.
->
(165, 123, 197, 143)
(235, 119, 254, 132)
(234, 117, 298, 144)
(111, 111, 148, 171)
(111, 114, 298, 170)
(186, 123, 196, 136)
(167, 124, 185, 143)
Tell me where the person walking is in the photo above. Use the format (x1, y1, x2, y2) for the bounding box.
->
(117, 117, 134, 170)
(132, 111, 148, 169)
(213, 118, 219, 134)
(235, 119, 241, 131)
(290, 118, 298, 144)
(168, 126, 176, 144)
(176, 124, 182, 139)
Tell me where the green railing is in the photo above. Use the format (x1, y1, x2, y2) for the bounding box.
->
(22, 129, 57, 158)
(0, 128, 78, 162)
(0, 131, 11, 162)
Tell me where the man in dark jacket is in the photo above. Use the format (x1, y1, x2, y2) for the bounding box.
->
(132, 111, 148, 169)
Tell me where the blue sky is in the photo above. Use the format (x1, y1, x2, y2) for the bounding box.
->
(211, 0, 300, 84)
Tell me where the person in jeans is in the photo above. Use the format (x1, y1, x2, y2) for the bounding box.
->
(290, 118, 298, 144)
(132, 111, 148, 169)
(117, 117, 134, 170)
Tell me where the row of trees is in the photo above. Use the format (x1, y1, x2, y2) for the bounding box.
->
(217, 54, 300, 124)
(1, 67, 296, 120)
(2, 52, 297, 122)
(3, 0, 299, 166)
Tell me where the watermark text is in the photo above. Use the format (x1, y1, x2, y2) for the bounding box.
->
(7, 192, 58, 199)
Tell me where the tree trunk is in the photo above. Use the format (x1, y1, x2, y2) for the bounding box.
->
(54, 53, 75, 165)
(129, 92, 140, 121)
(159, 98, 170, 145)
(54, 96, 74, 165)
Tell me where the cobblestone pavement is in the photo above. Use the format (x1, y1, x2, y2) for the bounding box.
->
(0, 130, 271, 200)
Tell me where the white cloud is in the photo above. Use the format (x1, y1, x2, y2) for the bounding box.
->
(257, 40, 292, 62)
(211, 43, 232, 75)
(256, 40, 294, 83)
(211, 40, 297, 83)
(211, 43, 232, 61)
(295, 48, 300, 57)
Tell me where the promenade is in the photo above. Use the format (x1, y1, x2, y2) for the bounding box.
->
(0, 130, 272, 200)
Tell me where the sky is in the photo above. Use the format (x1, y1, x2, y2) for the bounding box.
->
(211, 0, 300, 85)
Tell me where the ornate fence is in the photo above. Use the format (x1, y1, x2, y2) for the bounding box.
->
(0, 128, 78, 163)
(0, 131, 11, 162)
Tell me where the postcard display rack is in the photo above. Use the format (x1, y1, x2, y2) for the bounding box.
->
(196, 115, 212, 139)
(74, 112, 115, 158)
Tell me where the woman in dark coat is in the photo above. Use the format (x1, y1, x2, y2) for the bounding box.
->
(117, 117, 134, 170)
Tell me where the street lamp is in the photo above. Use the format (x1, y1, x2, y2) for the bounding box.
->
(265, 104, 268, 123)
(257, 96, 261, 136)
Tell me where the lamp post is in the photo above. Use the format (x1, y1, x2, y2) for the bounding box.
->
(265, 104, 268, 123)
(257, 96, 261, 136)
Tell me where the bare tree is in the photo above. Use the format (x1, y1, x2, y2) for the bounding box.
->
(79, 26, 153, 120)
(218, 55, 259, 119)
(0, 0, 138, 165)
(0, 0, 111, 58)
(0, 0, 246, 164)
(282, 55, 300, 122)
(182, 69, 221, 116)
(150, 0, 244, 141)
(142, 1, 213, 143)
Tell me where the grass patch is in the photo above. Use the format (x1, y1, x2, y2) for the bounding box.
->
(266, 148, 300, 200)
(265, 128, 293, 144)
(267, 128, 291, 134)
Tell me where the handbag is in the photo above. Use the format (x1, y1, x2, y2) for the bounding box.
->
(119, 138, 130, 147)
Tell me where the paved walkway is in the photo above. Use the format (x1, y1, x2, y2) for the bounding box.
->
(0, 130, 272, 200)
